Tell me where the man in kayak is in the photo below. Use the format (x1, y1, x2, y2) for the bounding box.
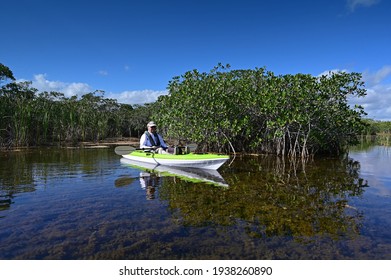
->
(139, 121, 174, 154)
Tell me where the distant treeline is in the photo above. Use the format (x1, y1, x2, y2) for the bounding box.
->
(1, 63, 153, 147)
(362, 119, 391, 135)
(1, 63, 371, 157)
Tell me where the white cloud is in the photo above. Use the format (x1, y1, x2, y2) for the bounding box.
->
(108, 89, 168, 105)
(18, 73, 168, 105)
(347, 0, 380, 12)
(317, 67, 391, 121)
(317, 69, 348, 77)
(352, 84, 391, 121)
(30, 74, 93, 97)
(349, 66, 391, 121)
(362, 66, 391, 86)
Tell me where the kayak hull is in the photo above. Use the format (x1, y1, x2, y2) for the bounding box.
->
(120, 158, 229, 187)
(122, 151, 229, 170)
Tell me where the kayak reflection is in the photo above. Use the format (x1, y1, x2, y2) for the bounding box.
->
(120, 158, 229, 188)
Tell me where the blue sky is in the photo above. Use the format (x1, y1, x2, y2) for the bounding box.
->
(1, 0, 390, 120)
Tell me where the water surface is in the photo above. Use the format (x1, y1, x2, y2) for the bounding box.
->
(0, 145, 390, 259)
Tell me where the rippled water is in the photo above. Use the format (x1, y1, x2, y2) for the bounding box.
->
(0, 145, 390, 259)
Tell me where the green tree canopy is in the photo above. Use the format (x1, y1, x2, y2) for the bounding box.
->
(0, 63, 15, 84)
(154, 64, 367, 156)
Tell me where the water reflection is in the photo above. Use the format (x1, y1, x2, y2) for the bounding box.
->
(0, 148, 114, 214)
(1, 146, 391, 259)
(140, 173, 161, 200)
(118, 158, 229, 200)
(114, 171, 162, 200)
(349, 145, 391, 197)
(154, 155, 367, 240)
(119, 158, 229, 188)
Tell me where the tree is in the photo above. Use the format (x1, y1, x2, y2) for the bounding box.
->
(154, 64, 367, 156)
(0, 63, 15, 85)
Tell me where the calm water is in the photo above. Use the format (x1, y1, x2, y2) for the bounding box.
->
(0, 145, 390, 260)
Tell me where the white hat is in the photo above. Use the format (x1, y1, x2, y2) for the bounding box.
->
(147, 121, 157, 127)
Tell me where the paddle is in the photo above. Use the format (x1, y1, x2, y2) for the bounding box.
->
(114, 176, 136, 187)
(114, 146, 137, 155)
(114, 143, 197, 156)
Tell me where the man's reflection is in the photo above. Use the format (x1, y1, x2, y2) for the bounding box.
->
(139, 171, 161, 200)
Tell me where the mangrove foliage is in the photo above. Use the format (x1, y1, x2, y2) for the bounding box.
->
(154, 64, 368, 157)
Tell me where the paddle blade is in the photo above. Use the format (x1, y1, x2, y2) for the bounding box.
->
(114, 146, 136, 155)
(114, 176, 136, 187)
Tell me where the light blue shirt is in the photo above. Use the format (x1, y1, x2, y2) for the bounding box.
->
(139, 132, 168, 149)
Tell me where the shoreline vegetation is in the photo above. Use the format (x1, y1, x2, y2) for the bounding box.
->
(1, 136, 141, 152)
(1, 63, 391, 156)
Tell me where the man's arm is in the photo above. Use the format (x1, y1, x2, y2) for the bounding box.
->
(140, 134, 148, 149)
(158, 134, 168, 149)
